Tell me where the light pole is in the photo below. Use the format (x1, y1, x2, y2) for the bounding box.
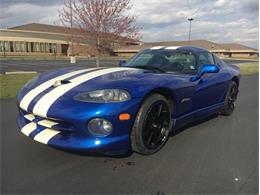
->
(188, 18, 194, 41)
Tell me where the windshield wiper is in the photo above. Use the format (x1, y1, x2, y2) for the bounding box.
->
(130, 66, 166, 73)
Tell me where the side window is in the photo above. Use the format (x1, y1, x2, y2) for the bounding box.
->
(166, 53, 197, 74)
(198, 52, 215, 71)
(214, 54, 226, 67)
(128, 53, 153, 66)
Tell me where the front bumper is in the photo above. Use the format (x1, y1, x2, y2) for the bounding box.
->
(17, 98, 142, 155)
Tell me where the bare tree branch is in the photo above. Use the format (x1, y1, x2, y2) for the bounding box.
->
(60, 0, 141, 67)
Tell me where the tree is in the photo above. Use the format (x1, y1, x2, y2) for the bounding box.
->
(59, 0, 140, 67)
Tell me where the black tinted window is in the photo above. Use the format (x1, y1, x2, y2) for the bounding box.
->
(214, 55, 226, 67)
(198, 52, 215, 69)
(125, 50, 197, 74)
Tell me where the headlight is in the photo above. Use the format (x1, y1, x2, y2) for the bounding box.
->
(88, 118, 113, 137)
(74, 89, 131, 103)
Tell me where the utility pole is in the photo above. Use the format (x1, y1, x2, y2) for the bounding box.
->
(69, 0, 76, 63)
(188, 18, 194, 41)
(70, 0, 74, 56)
(3, 41, 6, 57)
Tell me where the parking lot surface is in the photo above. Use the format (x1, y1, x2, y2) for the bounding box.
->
(1, 75, 258, 194)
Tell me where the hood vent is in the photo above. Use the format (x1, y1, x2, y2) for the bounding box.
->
(53, 80, 71, 87)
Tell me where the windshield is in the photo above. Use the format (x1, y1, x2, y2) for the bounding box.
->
(124, 49, 197, 74)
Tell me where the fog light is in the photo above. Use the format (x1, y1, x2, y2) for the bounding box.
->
(88, 118, 113, 137)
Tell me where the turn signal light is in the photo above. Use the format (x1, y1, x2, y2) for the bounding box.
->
(119, 113, 130, 121)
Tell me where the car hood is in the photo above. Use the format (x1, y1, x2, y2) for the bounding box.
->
(18, 67, 187, 101)
(18, 67, 192, 117)
(19, 67, 190, 101)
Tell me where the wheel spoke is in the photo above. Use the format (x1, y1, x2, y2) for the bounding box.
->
(146, 131, 154, 145)
(156, 104, 163, 117)
(142, 101, 171, 150)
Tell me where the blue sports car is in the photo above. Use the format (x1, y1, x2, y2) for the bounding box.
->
(17, 46, 240, 155)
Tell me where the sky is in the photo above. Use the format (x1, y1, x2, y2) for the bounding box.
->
(0, 0, 259, 48)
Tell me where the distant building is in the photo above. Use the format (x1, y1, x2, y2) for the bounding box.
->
(114, 40, 259, 58)
(0, 23, 139, 57)
(0, 23, 258, 58)
(219, 43, 259, 58)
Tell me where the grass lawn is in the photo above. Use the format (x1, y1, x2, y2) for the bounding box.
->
(236, 62, 259, 75)
(0, 73, 37, 99)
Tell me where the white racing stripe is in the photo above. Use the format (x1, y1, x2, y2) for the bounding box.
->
(21, 122, 37, 136)
(20, 68, 98, 111)
(38, 120, 59, 128)
(150, 46, 164, 50)
(33, 128, 61, 144)
(165, 46, 181, 50)
(33, 67, 133, 117)
(24, 114, 35, 121)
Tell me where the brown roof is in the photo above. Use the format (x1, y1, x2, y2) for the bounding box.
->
(9, 23, 139, 44)
(220, 43, 258, 51)
(9, 23, 68, 34)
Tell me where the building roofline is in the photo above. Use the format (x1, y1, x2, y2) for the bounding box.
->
(1, 28, 71, 36)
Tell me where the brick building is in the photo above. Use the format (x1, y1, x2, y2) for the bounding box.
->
(0, 23, 139, 57)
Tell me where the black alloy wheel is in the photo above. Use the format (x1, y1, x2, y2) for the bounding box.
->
(142, 101, 170, 150)
(131, 94, 172, 155)
(221, 81, 238, 116)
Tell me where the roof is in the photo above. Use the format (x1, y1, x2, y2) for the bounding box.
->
(0, 29, 95, 44)
(9, 23, 140, 44)
(10, 23, 70, 34)
(219, 43, 258, 51)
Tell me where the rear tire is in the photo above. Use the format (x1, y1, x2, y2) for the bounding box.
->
(131, 94, 173, 155)
(220, 81, 238, 116)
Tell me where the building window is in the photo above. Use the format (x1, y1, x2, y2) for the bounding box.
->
(50, 43, 57, 53)
(0, 41, 4, 52)
(5, 41, 10, 52)
(10, 42, 14, 52)
(30, 42, 34, 52)
(45, 43, 50, 53)
(34, 42, 40, 52)
(26, 42, 31, 52)
(14, 42, 19, 52)
(40, 43, 45, 52)
(20, 42, 26, 52)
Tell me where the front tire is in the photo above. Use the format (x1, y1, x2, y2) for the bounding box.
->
(221, 81, 238, 116)
(131, 94, 172, 155)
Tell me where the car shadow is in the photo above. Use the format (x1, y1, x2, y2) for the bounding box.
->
(170, 114, 219, 137)
(52, 146, 133, 158)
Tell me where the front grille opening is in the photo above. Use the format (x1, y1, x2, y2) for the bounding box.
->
(20, 109, 73, 132)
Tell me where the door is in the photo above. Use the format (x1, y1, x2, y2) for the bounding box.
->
(61, 44, 69, 56)
(191, 52, 225, 111)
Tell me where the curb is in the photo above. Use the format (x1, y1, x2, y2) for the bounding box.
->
(5, 71, 38, 75)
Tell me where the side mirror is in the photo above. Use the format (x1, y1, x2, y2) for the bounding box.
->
(191, 64, 220, 82)
(119, 59, 127, 66)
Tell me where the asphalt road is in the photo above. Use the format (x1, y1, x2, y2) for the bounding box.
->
(1, 75, 258, 194)
(0, 59, 118, 74)
(0, 58, 258, 74)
